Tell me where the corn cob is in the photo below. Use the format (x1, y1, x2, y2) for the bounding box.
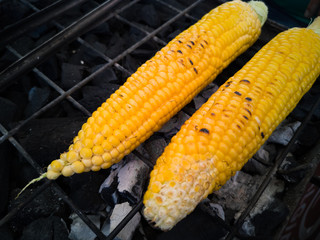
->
(143, 17, 320, 231)
(39, 0, 267, 181)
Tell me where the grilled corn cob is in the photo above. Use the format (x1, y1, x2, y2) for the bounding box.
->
(143, 17, 320, 231)
(32, 0, 267, 182)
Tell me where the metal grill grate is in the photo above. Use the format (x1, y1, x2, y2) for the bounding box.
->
(0, 0, 319, 239)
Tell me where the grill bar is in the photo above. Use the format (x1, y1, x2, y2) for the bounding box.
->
(226, 94, 320, 239)
(0, 0, 122, 90)
(0, 0, 89, 47)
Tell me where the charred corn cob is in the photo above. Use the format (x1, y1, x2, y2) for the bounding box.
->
(143, 17, 320, 230)
(41, 1, 267, 181)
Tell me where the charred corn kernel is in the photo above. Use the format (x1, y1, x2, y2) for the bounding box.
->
(42, 0, 266, 180)
(144, 17, 320, 231)
(71, 161, 85, 174)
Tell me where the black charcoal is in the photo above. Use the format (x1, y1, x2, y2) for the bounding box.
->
(193, 95, 207, 110)
(9, 187, 66, 231)
(0, 225, 13, 240)
(200, 82, 219, 99)
(278, 154, 310, 183)
(79, 84, 120, 112)
(20, 216, 69, 240)
(0, 97, 17, 127)
(90, 66, 118, 87)
(24, 86, 50, 117)
(61, 62, 86, 90)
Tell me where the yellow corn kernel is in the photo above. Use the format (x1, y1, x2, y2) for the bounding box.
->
(71, 161, 85, 174)
(43, 0, 266, 181)
(61, 165, 74, 177)
(47, 170, 61, 180)
(92, 155, 103, 166)
(50, 160, 64, 172)
(144, 17, 320, 230)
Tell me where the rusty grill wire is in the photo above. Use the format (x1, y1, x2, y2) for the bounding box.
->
(0, 0, 319, 239)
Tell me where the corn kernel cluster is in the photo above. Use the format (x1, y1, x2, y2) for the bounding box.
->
(46, 0, 263, 180)
(143, 25, 320, 230)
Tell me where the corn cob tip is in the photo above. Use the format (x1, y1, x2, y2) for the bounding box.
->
(308, 17, 320, 36)
(248, 1, 268, 26)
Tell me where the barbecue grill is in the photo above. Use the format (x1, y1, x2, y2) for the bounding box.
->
(0, 0, 319, 239)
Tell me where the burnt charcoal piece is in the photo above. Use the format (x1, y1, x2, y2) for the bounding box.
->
(138, 4, 160, 28)
(156, 206, 227, 240)
(268, 120, 301, 146)
(99, 170, 119, 208)
(24, 87, 50, 117)
(9, 187, 66, 231)
(79, 84, 120, 112)
(60, 62, 86, 90)
(37, 57, 59, 82)
(0, 97, 17, 127)
(20, 216, 69, 240)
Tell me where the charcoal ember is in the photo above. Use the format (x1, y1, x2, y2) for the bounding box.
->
(0, 97, 17, 127)
(15, 118, 85, 167)
(79, 84, 120, 112)
(278, 154, 309, 183)
(69, 213, 101, 240)
(268, 120, 301, 145)
(20, 216, 69, 240)
(24, 86, 50, 117)
(60, 62, 86, 90)
(100, 157, 149, 205)
(9, 187, 66, 231)
(101, 202, 141, 240)
(67, 171, 107, 212)
(210, 171, 261, 221)
(144, 135, 167, 164)
(0, 225, 13, 240)
(156, 206, 227, 240)
(158, 111, 190, 135)
(137, 4, 160, 28)
(240, 199, 289, 238)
